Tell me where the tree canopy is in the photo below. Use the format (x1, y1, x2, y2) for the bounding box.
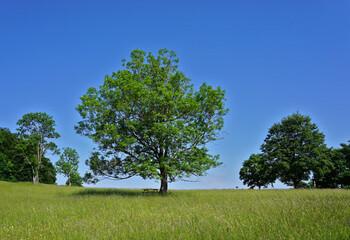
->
(76, 49, 228, 192)
(260, 112, 327, 188)
(239, 153, 275, 189)
(316, 142, 350, 188)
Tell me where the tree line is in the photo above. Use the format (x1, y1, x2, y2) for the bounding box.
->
(0, 113, 82, 186)
(239, 112, 350, 189)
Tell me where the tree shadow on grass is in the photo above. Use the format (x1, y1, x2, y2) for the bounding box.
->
(72, 188, 163, 197)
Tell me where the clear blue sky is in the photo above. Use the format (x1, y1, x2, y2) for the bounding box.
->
(1, 1, 349, 189)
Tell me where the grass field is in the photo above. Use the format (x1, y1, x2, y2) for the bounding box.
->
(0, 181, 349, 239)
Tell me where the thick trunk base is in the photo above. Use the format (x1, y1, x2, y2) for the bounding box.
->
(33, 173, 39, 184)
(159, 176, 168, 194)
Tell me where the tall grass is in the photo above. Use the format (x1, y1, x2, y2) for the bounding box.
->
(0, 181, 349, 239)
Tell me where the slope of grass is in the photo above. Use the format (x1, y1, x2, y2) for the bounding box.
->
(0, 181, 349, 239)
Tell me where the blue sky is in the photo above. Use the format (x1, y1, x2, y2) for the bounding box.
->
(1, 1, 349, 189)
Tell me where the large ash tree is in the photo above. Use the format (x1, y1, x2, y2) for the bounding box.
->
(76, 49, 228, 193)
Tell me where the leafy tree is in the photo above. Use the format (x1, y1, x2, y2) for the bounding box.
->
(239, 153, 275, 189)
(66, 171, 83, 187)
(261, 112, 327, 188)
(0, 128, 18, 181)
(0, 128, 35, 182)
(56, 147, 80, 186)
(16, 112, 60, 184)
(312, 147, 340, 188)
(0, 127, 56, 184)
(75, 49, 228, 193)
(312, 142, 350, 189)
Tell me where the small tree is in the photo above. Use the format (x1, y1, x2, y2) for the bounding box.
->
(56, 147, 80, 187)
(261, 112, 326, 188)
(16, 113, 60, 184)
(75, 49, 228, 193)
(66, 171, 83, 187)
(239, 153, 275, 189)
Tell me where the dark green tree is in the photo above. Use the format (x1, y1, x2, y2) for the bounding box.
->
(312, 142, 350, 188)
(239, 153, 276, 189)
(311, 147, 340, 188)
(39, 157, 57, 184)
(16, 112, 60, 184)
(75, 49, 228, 193)
(332, 141, 350, 187)
(0, 128, 18, 181)
(0, 127, 56, 184)
(261, 112, 327, 188)
(56, 147, 80, 186)
(338, 141, 350, 187)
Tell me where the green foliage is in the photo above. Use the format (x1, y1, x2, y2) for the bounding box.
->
(56, 147, 81, 186)
(240, 113, 349, 189)
(76, 49, 228, 192)
(39, 157, 57, 184)
(17, 112, 60, 140)
(260, 112, 327, 188)
(66, 171, 83, 187)
(339, 141, 350, 186)
(0, 128, 18, 181)
(16, 112, 60, 184)
(239, 153, 275, 189)
(313, 148, 342, 188)
(315, 141, 350, 188)
(1, 181, 350, 239)
(0, 127, 56, 184)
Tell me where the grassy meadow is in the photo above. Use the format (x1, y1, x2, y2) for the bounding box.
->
(0, 181, 349, 239)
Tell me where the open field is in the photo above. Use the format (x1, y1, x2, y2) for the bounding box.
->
(0, 181, 349, 239)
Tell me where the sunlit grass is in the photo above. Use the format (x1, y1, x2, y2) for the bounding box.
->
(0, 181, 349, 239)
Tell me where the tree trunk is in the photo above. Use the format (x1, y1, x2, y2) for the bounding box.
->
(160, 177, 168, 193)
(159, 173, 168, 194)
(68, 176, 71, 187)
(293, 180, 299, 189)
(34, 145, 41, 185)
(33, 171, 39, 184)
